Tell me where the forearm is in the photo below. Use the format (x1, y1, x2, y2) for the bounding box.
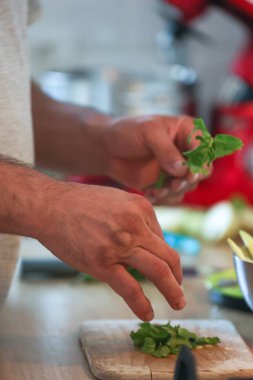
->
(0, 155, 57, 238)
(32, 82, 112, 175)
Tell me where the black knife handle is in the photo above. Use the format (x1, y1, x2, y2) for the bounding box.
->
(174, 346, 198, 380)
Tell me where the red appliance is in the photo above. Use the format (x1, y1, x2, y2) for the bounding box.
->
(161, 0, 253, 206)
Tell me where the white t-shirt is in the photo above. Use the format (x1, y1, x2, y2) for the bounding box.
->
(0, 0, 34, 305)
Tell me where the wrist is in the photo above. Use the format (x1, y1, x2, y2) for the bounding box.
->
(78, 112, 114, 176)
(0, 161, 60, 240)
(22, 175, 62, 241)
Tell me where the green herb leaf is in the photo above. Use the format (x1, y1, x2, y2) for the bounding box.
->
(230, 195, 247, 211)
(184, 145, 210, 174)
(130, 321, 220, 358)
(196, 336, 220, 345)
(141, 337, 156, 354)
(184, 118, 243, 174)
(153, 345, 171, 357)
(193, 118, 211, 140)
(155, 171, 167, 189)
(213, 134, 243, 159)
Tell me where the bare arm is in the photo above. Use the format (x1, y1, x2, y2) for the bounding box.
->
(32, 82, 112, 175)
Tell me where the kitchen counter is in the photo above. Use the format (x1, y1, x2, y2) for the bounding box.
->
(0, 243, 252, 379)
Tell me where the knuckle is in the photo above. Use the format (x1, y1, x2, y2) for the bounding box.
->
(119, 195, 153, 235)
(153, 261, 170, 279)
(126, 213, 143, 233)
(170, 253, 181, 270)
(124, 285, 141, 301)
(133, 194, 152, 212)
(123, 212, 145, 235)
(140, 117, 160, 139)
(114, 230, 133, 249)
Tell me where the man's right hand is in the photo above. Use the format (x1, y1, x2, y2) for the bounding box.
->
(37, 182, 186, 321)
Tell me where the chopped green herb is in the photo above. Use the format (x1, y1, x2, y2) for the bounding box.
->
(130, 321, 220, 358)
(184, 118, 243, 174)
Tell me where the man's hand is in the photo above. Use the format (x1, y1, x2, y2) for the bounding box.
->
(102, 115, 210, 204)
(37, 182, 186, 321)
(32, 85, 209, 205)
(0, 158, 185, 320)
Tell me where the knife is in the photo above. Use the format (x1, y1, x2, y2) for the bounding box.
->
(174, 346, 198, 380)
(173, 346, 253, 380)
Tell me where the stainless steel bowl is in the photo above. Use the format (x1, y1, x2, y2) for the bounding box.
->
(233, 254, 253, 312)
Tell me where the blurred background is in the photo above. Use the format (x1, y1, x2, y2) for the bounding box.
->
(29, 0, 245, 121)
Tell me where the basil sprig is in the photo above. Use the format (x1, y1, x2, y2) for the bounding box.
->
(184, 118, 243, 174)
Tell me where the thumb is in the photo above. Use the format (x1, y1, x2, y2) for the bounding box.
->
(145, 127, 188, 177)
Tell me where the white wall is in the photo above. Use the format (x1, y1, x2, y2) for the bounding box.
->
(28, 0, 162, 74)
(28, 1, 246, 117)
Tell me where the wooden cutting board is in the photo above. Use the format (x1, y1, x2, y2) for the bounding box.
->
(79, 319, 253, 380)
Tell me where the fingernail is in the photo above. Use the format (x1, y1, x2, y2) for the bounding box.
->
(169, 161, 186, 174)
(190, 173, 200, 183)
(177, 180, 187, 191)
(171, 161, 185, 169)
(177, 297, 186, 310)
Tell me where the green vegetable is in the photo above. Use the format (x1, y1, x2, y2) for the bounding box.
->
(76, 266, 145, 283)
(230, 195, 247, 212)
(130, 321, 220, 358)
(154, 118, 243, 186)
(155, 172, 167, 189)
(184, 118, 243, 174)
